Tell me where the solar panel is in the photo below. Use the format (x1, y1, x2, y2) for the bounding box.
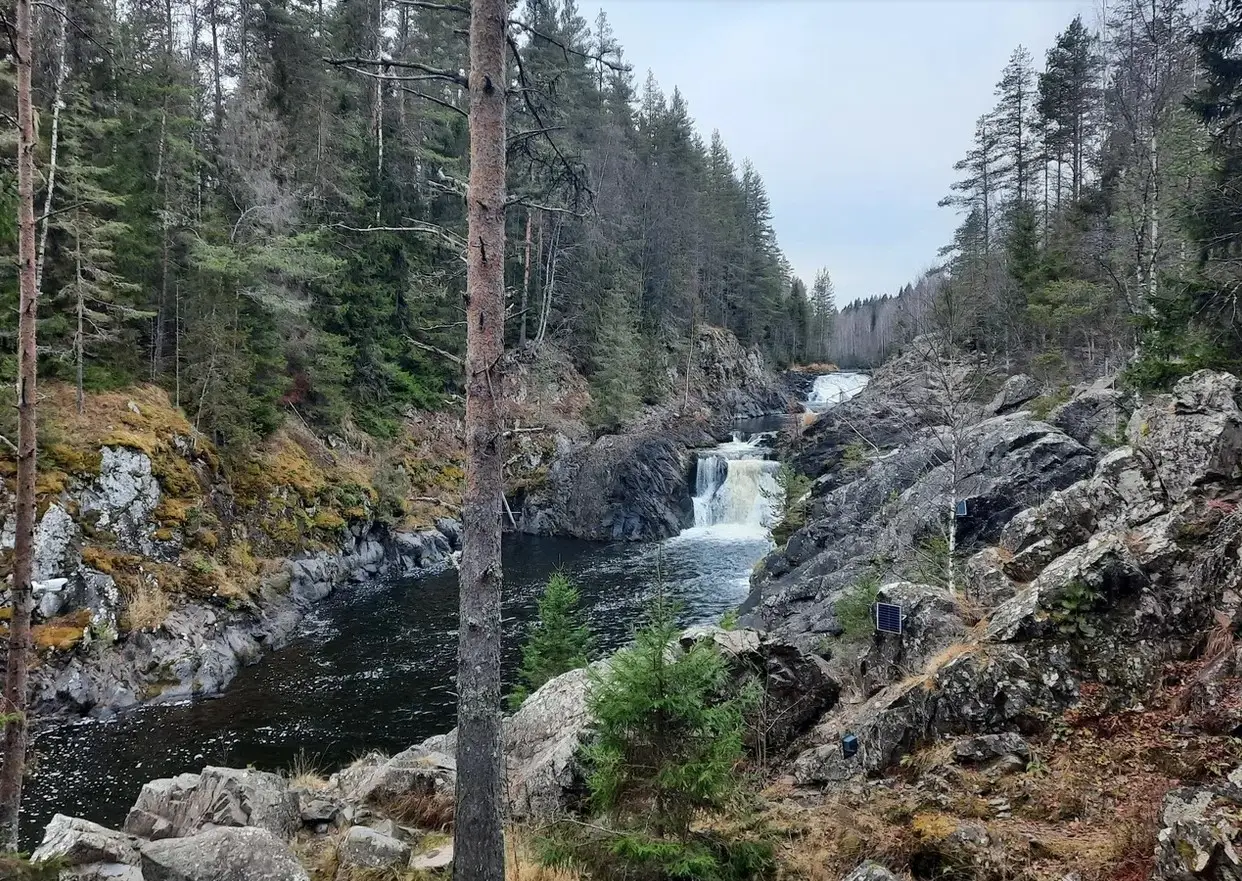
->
(874, 602, 903, 634)
(955, 499, 969, 517)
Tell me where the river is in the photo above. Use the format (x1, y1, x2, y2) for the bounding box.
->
(19, 373, 867, 847)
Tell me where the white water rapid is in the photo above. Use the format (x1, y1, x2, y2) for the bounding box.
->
(691, 433, 780, 530)
(805, 372, 870, 412)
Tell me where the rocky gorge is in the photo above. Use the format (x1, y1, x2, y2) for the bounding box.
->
(19, 336, 1242, 881)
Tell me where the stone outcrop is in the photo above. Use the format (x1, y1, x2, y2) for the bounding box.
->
(745, 408, 1095, 649)
(123, 767, 299, 842)
(519, 430, 707, 541)
(1153, 774, 1242, 881)
(780, 370, 1242, 786)
(139, 827, 308, 881)
(1047, 374, 1131, 451)
(2, 435, 463, 720)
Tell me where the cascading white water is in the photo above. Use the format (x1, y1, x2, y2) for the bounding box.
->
(806, 372, 870, 412)
(692, 436, 779, 529)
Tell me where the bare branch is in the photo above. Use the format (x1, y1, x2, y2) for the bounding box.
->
(399, 86, 468, 119)
(391, 0, 469, 12)
(335, 63, 460, 85)
(507, 126, 562, 146)
(507, 18, 630, 72)
(325, 55, 467, 88)
(503, 195, 586, 217)
(407, 336, 464, 366)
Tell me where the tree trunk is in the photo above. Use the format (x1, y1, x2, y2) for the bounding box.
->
(0, 0, 40, 845)
(35, 0, 68, 295)
(520, 210, 531, 345)
(455, 0, 507, 879)
(75, 210, 85, 415)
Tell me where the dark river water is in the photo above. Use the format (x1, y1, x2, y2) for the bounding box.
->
(20, 520, 774, 846)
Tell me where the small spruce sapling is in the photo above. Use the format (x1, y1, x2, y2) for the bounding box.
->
(509, 572, 593, 710)
(536, 595, 771, 881)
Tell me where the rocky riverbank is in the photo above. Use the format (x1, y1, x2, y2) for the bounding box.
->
(0, 325, 791, 723)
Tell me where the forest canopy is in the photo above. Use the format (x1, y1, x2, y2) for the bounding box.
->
(0, 0, 832, 446)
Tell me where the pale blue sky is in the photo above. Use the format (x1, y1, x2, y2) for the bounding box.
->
(598, 0, 1097, 304)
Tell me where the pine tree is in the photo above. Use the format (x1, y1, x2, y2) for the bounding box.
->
(1037, 16, 1102, 205)
(993, 46, 1039, 206)
(509, 572, 593, 709)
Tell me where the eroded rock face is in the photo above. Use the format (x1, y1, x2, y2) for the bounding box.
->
(139, 826, 308, 881)
(777, 368, 1242, 785)
(81, 447, 164, 557)
(519, 431, 703, 541)
(1129, 370, 1242, 502)
(745, 411, 1094, 649)
(1048, 375, 1131, 452)
(123, 767, 298, 842)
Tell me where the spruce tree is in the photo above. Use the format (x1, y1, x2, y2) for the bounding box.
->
(543, 596, 768, 881)
(510, 572, 593, 709)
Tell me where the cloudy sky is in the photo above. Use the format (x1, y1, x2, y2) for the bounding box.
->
(598, 0, 1097, 305)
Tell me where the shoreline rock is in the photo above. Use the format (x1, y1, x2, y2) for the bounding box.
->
(25, 517, 461, 721)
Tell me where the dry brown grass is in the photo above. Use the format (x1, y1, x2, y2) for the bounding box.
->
(288, 750, 329, 791)
(382, 789, 456, 831)
(762, 792, 917, 881)
(121, 578, 172, 632)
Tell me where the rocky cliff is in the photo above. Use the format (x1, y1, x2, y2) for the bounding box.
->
(742, 362, 1242, 880)
(0, 386, 465, 719)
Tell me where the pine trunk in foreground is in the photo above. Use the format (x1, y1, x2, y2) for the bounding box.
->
(454, 0, 507, 879)
(0, 0, 41, 848)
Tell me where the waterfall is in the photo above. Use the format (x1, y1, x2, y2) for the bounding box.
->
(806, 372, 870, 412)
(692, 439, 779, 529)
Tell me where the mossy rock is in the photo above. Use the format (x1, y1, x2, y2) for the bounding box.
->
(32, 610, 93, 652)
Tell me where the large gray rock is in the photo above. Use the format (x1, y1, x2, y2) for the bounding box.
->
(519, 431, 703, 541)
(1048, 375, 1130, 451)
(124, 767, 298, 841)
(1153, 780, 1242, 880)
(997, 446, 1165, 584)
(427, 664, 597, 820)
(34, 504, 80, 581)
(33, 814, 139, 867)
(792, 644, 1078, 785)
(986, 374, 1041, 416)
(338, 825, 411, 869)
(81, 447, 163, 556)
(679, 626, 839, 750)
(1130, 370, 1242, 501)
(857, 582, 966, 698)
(139, 827, 308, 881)
(342, 746, 456, 808)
